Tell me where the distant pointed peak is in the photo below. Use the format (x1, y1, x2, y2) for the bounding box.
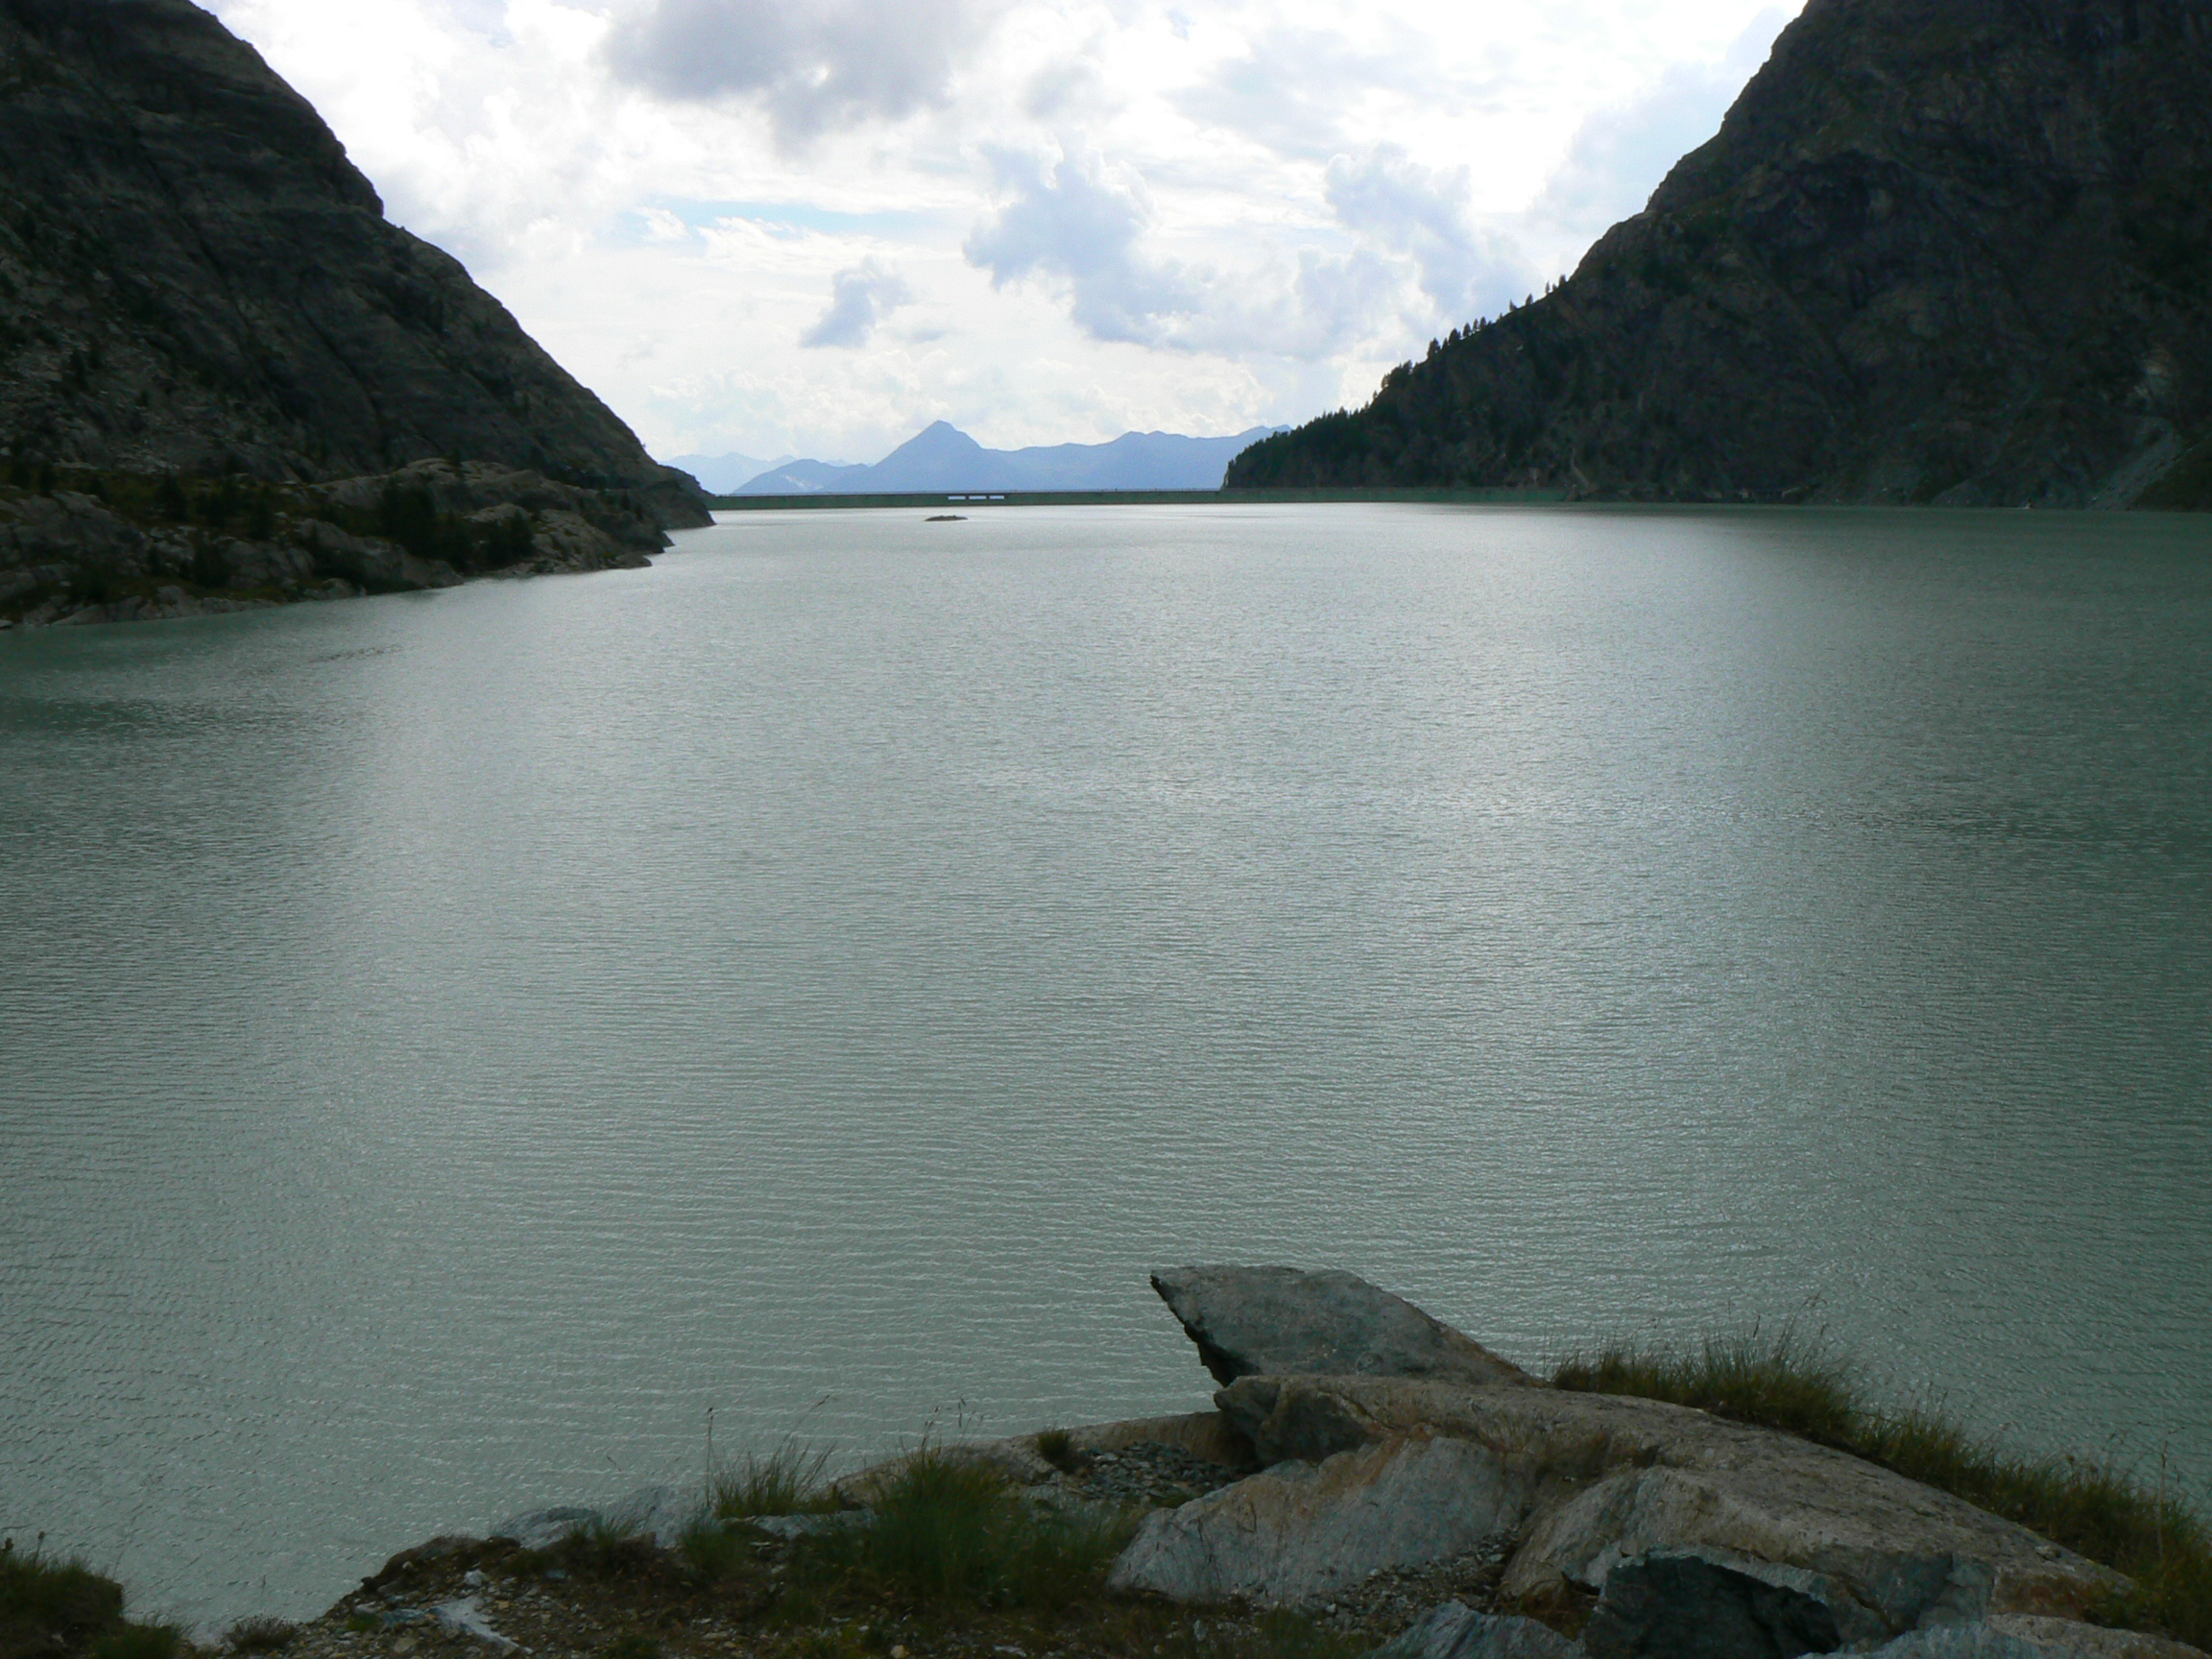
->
(880, 421, 985, 462)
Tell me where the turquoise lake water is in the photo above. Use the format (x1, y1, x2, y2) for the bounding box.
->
(2, 504, 2207, 1628)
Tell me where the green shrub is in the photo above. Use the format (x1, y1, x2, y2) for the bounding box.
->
(1554, 1332, 2212, 1647)
(598, 1635, 661, 1659)
(676, 1515, 748, 1582)
(0, 1541, 126, 1639)
(224, 1616, 296, 1652)
(554, 1517, 658, 1577)
(797, 1449, 1135, 1609)
(86, 1623, 180, 1659)
(0, 1543, 180, 1659)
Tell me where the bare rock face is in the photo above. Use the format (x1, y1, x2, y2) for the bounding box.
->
(1369, 1602, 1583, 1659)
(1577, 1551, 1858, 1657)
(1854, 1623, 2211, 1659)
(1227, 0, 2212, 508)
(1108, 1268, 2170, 1659)
(1210, 1373, 2122, 1629)
(0, 458, 682, 626)
(1108, 1433, 1525, 1605)
(1150, 1266, 1538, 1389)
(0, 0, 708, 529)
(1973, 1622, 2212, 1659)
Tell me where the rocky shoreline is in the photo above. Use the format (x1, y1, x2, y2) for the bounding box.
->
(0, 459, 705, 630)
(258, 1270, 2203, 1659)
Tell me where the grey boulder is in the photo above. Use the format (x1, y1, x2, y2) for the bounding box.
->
(488, 1505, 598, 1551)
(429, 1598, 519, 1652)
(1578, 1551, 1861, 1658)
(1868, 1622, 2212, 1659)
(600, 1482, 699, 1548)
(1204, 1373, 2121, 1631)
(1150, 1266, 1536, 1388)
(1370, 1602, 1584, 1659)
(490, 1481, 699, 1551)
(1109, 1433, 1522, 1605)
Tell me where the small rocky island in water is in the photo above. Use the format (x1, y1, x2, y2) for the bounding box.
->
(29, 1268, 2189, 1659)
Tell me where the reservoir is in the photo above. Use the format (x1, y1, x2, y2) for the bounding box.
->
(2, 504, 2207, 1629)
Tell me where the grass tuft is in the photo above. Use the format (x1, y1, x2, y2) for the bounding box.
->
(222, 1618, 296, 1653)
(1554, 1327, 1859, 1446)
(794, 1448, 1136, 1609)
(1033, 1430, 1081, 1474)
(712, 1441, 838, 1520)
(1553, 1331, 2212, 1648)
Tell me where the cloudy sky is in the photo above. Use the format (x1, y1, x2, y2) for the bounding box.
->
(206, 0, 1801, 466)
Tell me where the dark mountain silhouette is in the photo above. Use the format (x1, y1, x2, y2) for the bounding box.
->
(0, 0, 706, 520)
(1228, 0, 2212, 508)
(0, 0, 711, 626)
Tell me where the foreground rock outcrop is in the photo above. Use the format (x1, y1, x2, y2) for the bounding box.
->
(1227, 0, 2212, 507)
(407, 1267, 2198, 1659)
(81, 1267, 2175, 1659)
(1102, 1265, 2195, 1659)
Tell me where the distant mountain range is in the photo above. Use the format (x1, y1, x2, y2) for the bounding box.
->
(675, 421, 1284, 496)
(735, 458, 871, 494)
(663, 451, 797, 493)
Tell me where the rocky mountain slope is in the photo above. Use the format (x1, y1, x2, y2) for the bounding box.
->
(0, 0, 709, 625)
(1, 459, 677, 628)
(1228, 0, 2212, 508)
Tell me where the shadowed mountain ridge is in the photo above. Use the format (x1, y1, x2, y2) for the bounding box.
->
(1227, 0, 2212, 508)
(0, 0, 705, 524)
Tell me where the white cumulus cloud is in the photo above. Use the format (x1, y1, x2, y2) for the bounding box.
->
(204, 0, 1808, 462)
(964, 148, 1198, 346)
(801, 261, 916, 348)
(604, 0, 998, 143)
(1326, 145, 1535, 325)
